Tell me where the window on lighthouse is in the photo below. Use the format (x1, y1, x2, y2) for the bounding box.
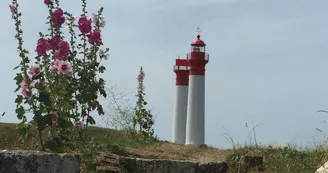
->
(192, 46, 205, 53)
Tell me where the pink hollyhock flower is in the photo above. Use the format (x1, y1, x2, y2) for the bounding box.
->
(29, 65, 40, 77)
(51, 112, 58, 125)
(51, 59, 60, 72)
(21, 87, 30, 98)
(88, 30, 102, 46)
(78, 16, 92, 34)
(9, 2, 15, 19)
(52, 8, 65, 27)
(20, 75, 34, 98)
(20, 75, 35, 89)
(49, 36, 61, 49)
(44, 0, 52, 5)
(36, 38, 52, 56)
(58, 60, 72, 75)
(54, 41, 70, 59)
(78, 119, 85, 128)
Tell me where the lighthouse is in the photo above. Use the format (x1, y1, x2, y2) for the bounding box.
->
(172, 58, 190, 144)
(185, 32, 209, 146)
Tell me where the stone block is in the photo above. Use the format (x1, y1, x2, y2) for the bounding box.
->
(0, 150, 79, 173)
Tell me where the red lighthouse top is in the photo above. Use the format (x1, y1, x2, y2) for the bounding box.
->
(191, 34, 206, 46)
(186, 28, 209, 76)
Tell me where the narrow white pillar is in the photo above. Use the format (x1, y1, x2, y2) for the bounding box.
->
(185, 75, 205, 145)
(172, 85, 188, 144)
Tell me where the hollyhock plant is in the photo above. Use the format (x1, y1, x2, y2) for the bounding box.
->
(132, 67, 156, 140)
(11, 0, 110, 151)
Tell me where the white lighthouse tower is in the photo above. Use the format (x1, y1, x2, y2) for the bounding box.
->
(172, 58, 190, 144)
(185, 32, 209, 146)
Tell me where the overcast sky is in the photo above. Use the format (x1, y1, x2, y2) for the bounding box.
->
(1, 0, 328, 148)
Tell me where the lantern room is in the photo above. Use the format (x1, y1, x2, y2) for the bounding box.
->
(191, 35, 206, 53)
(187, 34, 209, 63)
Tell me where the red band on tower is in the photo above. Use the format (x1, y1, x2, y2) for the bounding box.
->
(174, 59, 189, 86)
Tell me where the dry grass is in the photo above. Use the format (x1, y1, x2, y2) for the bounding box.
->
(127, 142, 231, 163)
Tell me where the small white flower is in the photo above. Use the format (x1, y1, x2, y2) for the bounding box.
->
(92, 13, 106, 28)
(99, 49, 104, 56)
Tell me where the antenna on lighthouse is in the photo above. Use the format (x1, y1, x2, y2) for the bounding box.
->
(196, 27, 201, 35)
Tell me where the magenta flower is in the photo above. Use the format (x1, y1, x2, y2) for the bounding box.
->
(9, 3, 15, 19)
(36, 38, 52, 56)
(52, 8, 65, 27)
(78, 16, 92, 34)
(49, 36, 61, 49)
(44, 0, 52, 5)
(88, 30, 102, 46)
(55, 41, 70, 59)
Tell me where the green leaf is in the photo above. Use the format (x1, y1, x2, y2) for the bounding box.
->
(15, 95, 23, 105)
(87, 116, 96, 125)
(99, 66, 106, 73)
(38, 92, 52, 106)
(99, 88, 107, 98)
(15, 106, 25, 119)
(63, 103, 73, 111)
(13, 65, 20, 70)
(14, 73, 22, 86)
